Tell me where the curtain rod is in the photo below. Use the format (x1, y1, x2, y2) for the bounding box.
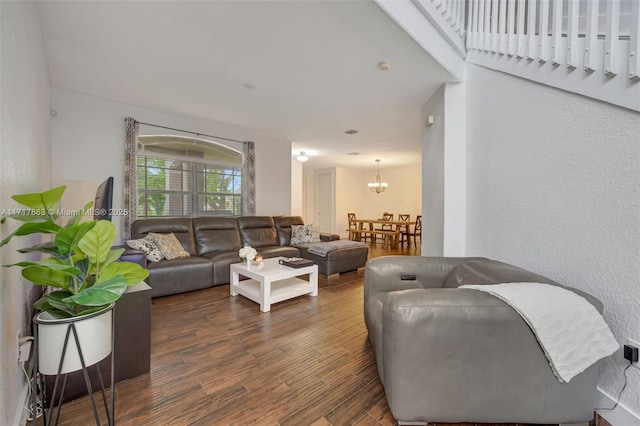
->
(134, 120, 247, 144)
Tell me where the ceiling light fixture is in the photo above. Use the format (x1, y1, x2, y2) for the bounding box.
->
(368, 159, 388, 194)
(296, 152, 309, 162)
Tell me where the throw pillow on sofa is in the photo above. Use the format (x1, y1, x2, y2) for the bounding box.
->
(290, 224, 321, 245)
(126, 236, 164, 262)
(148, 232, 190, 260)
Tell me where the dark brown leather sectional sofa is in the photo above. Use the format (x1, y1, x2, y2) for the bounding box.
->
(131, 215, 368, 298)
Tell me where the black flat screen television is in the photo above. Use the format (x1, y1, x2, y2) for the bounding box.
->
(93, 177, 114, 221)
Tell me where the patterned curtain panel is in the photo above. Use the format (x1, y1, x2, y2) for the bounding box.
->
(123, 117, 139, 239)
(242, 141, 256, 216)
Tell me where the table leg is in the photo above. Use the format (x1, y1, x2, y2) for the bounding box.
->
(310, 269, 318, 297)
(230, 271, 239, 296)
(393, 231, 400, 249)
(260, 278, 271, 312)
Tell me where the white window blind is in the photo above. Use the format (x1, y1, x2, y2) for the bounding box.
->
(136, 136, 243, 218)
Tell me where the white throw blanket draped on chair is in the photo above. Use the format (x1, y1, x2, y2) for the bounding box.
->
(461, 282, 619, 383)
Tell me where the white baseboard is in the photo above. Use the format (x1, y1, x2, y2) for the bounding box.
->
(17, 382, 29, 426)
(596, 387, 640, 426)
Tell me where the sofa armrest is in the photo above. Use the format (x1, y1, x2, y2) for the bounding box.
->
(113, 244, 147, 268)
(320, 233, 340, 242)
(364, 257, 478, 306)
(380, 288, 598, 423)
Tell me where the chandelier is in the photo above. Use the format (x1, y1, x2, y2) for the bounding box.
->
(368, 159, 388, 193)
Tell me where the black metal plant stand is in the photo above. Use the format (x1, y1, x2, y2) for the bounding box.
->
(31, 306, 116, 426)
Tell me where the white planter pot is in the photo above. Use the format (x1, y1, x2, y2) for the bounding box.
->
(34, 304, 114, 375)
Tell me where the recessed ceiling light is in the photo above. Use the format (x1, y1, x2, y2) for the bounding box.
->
(347, 152, 361, 156)
(377, 61, 390, 71)
(344, 129, 358, 135)
(242, 83, 255, 89)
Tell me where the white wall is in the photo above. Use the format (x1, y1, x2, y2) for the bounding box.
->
(291, 157, 303, 216)
(465, 64, 640, 419)
(358, 164, 422, 225)
(51, 88, 293, 241)
(303, 167, 315, 223)
(442, 82, 466, 256)
(0, 2, 52, 425)
(335, 167, 366, 237)
(422, 86, 445, 255)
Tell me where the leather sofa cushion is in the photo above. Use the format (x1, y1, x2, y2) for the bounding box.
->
(193, 217, 242, 256)
(273, 216, 305, 246)
(146, 256, 213, 297)
(237, 216, 279, 248)
(257, 245, 300, 259)
(443, 259, 560, 288)
(132, 218, 197, 256)
(201, 251, 242, 286)
(297, 244, 368, 276)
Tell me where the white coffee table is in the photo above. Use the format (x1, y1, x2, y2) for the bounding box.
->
(230, 257, 318, 312)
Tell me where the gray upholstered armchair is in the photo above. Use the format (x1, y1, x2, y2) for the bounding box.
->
(364, 256, 604, 426)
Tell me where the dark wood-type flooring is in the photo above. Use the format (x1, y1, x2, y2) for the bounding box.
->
(50, 241, 608, 426)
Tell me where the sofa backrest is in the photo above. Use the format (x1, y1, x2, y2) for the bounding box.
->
(443, 259, 559, 288)
(192, 217, 242, 255)
(273, 216, 305, 246)
(236, 216, 279, 248)
(131, 218, 197, 256)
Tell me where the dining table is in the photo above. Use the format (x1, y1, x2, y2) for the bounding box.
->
(351, 219, 416, 248)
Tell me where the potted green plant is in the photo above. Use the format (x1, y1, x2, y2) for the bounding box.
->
(1, 185, 149, 374)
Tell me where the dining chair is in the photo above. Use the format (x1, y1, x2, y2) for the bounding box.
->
(375, 212, 394, 246)
(397, 214, 411, 246)
(347, 213, 372, 242)
(347, 212, 357, 241)
(402, 215, 422, 247)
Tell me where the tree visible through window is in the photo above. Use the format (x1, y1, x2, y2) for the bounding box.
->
(137, 136, 243, 218)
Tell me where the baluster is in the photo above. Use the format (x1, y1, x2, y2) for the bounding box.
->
(471, 0, 480, 49)
(449, 0, 458, 24)
(478, 0, 486, 50)
(517, 0, 526, 58)
(484, 0, 492, 51)
(449, 0, 458, 31)
(631, 0, 640, 80)
(508, 0, 517, 56)
(539, 0, 550, 63)
(457, 0, 465, 34)
(467, 0, 473, 49)
(499, 0, 508, 54)
(491, 0, 500, 52)
(527, 0, 538, 60)
(566, 0, 579, 69)
(552, 0, 564, 66)
(443, 0, 452, 22)
(604, 0, 620, 77)
(584, 0, 599, 72)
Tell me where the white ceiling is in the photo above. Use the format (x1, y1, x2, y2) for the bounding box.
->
(39, 0, 455, 171)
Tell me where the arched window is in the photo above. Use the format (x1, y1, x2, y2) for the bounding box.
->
(137, 135, 243, 218)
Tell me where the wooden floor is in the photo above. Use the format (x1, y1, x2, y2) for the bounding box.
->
(51, 240, 606, 426)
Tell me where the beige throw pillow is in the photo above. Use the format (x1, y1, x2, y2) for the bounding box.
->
(148, 232, 190, 260)
(126, 235, 165, 263)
